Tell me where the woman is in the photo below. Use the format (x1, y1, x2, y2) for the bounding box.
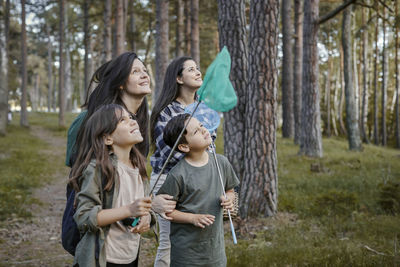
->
(149, 56, 203, 267)
(65, 51, 176, 235)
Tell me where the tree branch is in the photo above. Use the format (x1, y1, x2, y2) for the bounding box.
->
(318, 0, 357, 25)
(377, 0, 394, 13)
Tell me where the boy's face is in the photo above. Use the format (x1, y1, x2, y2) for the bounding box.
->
(183, 118, 212, 151)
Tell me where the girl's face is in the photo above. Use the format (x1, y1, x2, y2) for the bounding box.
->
(107, 109, 143, 148)
(123, 59, 151, 97)
(177, 60, 202, 90)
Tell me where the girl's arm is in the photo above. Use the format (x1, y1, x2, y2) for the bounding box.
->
(97, 197, 152, 227)
(167, 210, 215, 228)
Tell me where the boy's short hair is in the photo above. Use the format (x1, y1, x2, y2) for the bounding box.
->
(163, 113, 191, 152)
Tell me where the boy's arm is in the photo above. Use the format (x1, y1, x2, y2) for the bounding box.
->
(220, 188, 235, 210)
(167, 209, 215, 229)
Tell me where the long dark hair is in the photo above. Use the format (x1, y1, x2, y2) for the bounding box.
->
(69, 104, 147, 192)
(150, 56, 193, 148)
(76, 52, 149, 164)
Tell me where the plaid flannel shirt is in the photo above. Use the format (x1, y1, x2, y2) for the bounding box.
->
(150, 101, 186, 174)
(150, 100, 217, 174)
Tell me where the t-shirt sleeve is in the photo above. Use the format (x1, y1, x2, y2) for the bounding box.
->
(220, 155, 240, 190)
(156, 173, 182, 201)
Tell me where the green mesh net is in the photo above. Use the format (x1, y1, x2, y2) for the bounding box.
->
(197, 46, 237, 112)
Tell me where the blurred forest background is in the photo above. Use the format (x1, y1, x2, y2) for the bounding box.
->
(0, 0, 400, 266)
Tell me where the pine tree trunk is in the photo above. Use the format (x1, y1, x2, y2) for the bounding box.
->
(83, 0, 90, 92)
(373, 12, 379, 145)
(184, 0, 191, 55)
(20, 0, 29, 127)
(339, 44, 347, 136)
(342, 6, 362, 150)
(154, 0, 169, 103)
(293, 0, 303, 144)
(64, 2, 72, 112)
(115, 0, 125, 56)
(46, 22, 53, 112)
(190, 0, 199, 65)
(0, 0, 9, 135)
(102, 0, 112, 63)
(129, 0, 136, 52)
(175, 0, 184, 57)
(395, 0, 400, 148)
(381, 7, 387, 146)
(281, 0, 294, 138)
(324, 60, 331, 137)
(217, 0, 248, 181)
(240, 0, 279, 218)
(361, 7, 369, 143)
(59, 0, 65, 128)
(299, 0, 322, 157)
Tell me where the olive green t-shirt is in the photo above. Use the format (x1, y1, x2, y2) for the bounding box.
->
(157, 152, 239, 267)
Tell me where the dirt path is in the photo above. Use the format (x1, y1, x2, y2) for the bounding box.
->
(0, 126, 155, 266)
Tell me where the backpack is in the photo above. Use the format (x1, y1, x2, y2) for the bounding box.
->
(61, 184, 80, 255)
(61, 170, 106, 256)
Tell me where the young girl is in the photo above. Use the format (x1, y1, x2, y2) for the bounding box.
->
(149, 56, 203, 266)
(70, 104, 152, 267)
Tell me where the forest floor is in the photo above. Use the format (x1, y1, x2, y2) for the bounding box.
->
(0, 112, 399, 266)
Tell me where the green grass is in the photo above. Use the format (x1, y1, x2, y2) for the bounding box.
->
(226, 136, 400, 266)
(0, 112, 76, 221)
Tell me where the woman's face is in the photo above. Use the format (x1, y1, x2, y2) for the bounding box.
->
(124, 59, 151, 97)
(177, 60, 202, 90)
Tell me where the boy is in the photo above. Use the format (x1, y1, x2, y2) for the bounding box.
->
(156, 113, 239, 267)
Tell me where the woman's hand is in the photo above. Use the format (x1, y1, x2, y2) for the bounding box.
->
(152, 194, 177, 220)
(126, 197, 152, 218)
(190, 214, 215, 228)
(130, 214, 151, 234)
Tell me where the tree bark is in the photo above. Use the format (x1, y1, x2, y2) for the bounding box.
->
(102, 0, 112, 63)
(324, 59, 331, 137)
(0, 0, 9, 135)
(339, 44, 347, 136)
(129, 0, 136, 52)
(175, 0, 184, 57)
(184, 0, 191, 55)
(240, 0, 279, 218)
(59, 0, 65, 128)
(46, 22, 53, 112)
(281, 0, 294, 138)
(20, 0, 29, 127)
(395, 0, 400, 148)
(373, 11, 379, 145)
(190, 0, 200, 65)
(381, 7, 387, 146)
(217, 0, 248, 181)
(361, 7, 369, 143)
(299, 0, 322, 157)
(154, 0, 169, 103)
(115, 0, 125, 56)
(293, 0, 303, 144)
(64, 0, 72, 111)
(342, 5, 362, 151)
(83, 0, 90, 93)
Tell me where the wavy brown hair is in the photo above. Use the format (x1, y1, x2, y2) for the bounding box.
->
(69, 104, 148, 192)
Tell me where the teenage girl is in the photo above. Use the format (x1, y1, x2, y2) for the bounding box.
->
(66, 52, 175, 223)
(149, 56, 203, 267)
(70, 104, 152, 267)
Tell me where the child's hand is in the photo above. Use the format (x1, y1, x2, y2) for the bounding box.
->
(127, 197, 152, 217)
(130, 214, 151, 234)
(220, 194, 234, 211)
(152, 194, 176, 220)
(191, 214, 215, 228)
